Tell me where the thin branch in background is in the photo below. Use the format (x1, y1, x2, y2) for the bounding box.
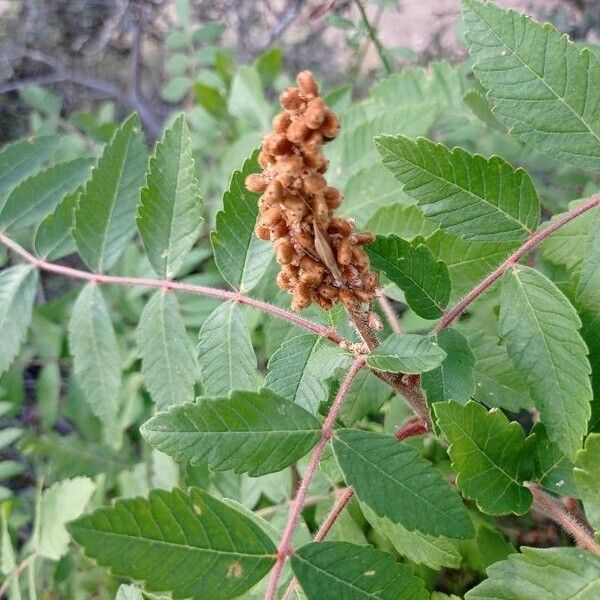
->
(255, 0, 304, 55)
(377, 293, 403, 333)
(434, 194, 600, 333)
(527, 483, 600, 556)
(264, 356, 366, 600)
(352, 0, 393, 75)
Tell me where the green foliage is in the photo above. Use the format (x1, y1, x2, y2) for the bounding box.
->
(574, 433, 600, 531)
(435, 401, 534, 515)
(141, 389, 320, 476)
(74, 114, 147, 271)
(211, 152, 272, 292)
(264, 334, 330, 414)
(366, 235, 451, 319)
(422, 329, 475, 405)
(0, 158, 93, 233)
(333, 429, 474, 538)
(68, 487, 276, 600)
(137, 290, 198, 409)
(0, 265, 38, 376)
(367, 333, 447, 373)
(463, 0, 600, 171)
(1, 3, 600, 597)
(138, 114, 204, 278)
(197, 301, 257, 395)
(465, 547, 600, 599)
(499, 266, 592, 458)
(376, 135, 539, 241)
(291, 542, 429, 600)
(68, 283, 121, 443)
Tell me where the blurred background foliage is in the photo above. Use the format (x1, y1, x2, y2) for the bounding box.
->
(1, 0, 600, 597)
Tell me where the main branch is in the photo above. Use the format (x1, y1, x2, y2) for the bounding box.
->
(434, 194, 600, 333)
(264, 356, 366, 600)
(0, 231, 342, 345)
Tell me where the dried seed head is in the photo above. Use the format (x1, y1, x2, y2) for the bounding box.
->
(245, 70, 376, 312)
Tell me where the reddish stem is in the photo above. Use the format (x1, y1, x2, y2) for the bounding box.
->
(264, 356, 366, 600)
(0, 231, 342, 345)
(395, 416, 428, 441)
(434, 194, 600, 333)
(528, 483, 600, 556)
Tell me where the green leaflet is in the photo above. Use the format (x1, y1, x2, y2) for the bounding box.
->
(360, 502, 462, 571)
(376, 135, 539, 241)
(137, 290, 198, 409)
(434, 401, 534, 515)
(68, 283, 121, 444)
(333, 429, 473, 538)
(138, 114, 204, 278)
(227, 65, 271, 131)
(366, 235, 451, 319)
(467, 332, 532, 412)
(422, 329, 475, 405)
(367, 333, 447, 374)
(340, 369, 390, 427)
(0, 265, 38, 376)
(531, 423, 576, 497)
(499, 266, 592, 458)
(33, 189, 79, 260)
(211, 152, 272, 293)
(37, 476, 96, 560)
(366, 203, 438, 240)
(74, 114, 147, 271)
(0, 136, 55, 209)
(141, 389, 321, 476)
(574, 433, 600, 531)
(0, 158, 93, 233)
(67, 487, 277, 600)
(463, 0, 600, 171)
(541, 201, 598, 270)
(197, 301, 257, 396)
(465, 547, 600, 599)
(291, 542, 429, 600)
(577, 211, 600, 309)
(264, 333, 329, 414)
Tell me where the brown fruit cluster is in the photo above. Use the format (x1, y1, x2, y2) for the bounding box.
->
(245, 71, 377, 313)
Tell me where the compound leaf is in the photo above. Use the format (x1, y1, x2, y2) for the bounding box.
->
(291, 541, 429, 600)
(74, 114, 146, 271)
(367, 333, 446, 374)
(211, 152, 271, 293)
(366, 235, 451, 319)
(138, 114, 203, 278)
(465, 547, 600, 600)
(0, 265, 38, 376)
(463, 0, 600, 171)
(197, 301, 257, 396)
(141, 389, 320, 476)
(68, 487, 276, 600)
(434, 401, 534, 515)
(499, 266, 592, 458)
(137, 290, 198, 409)
(376, 135, 539, 241)
(333, 429, 473, 538)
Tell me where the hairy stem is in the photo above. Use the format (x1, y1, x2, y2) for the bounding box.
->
(0, 231, 342, 345)
(265, 356, 366, 600)
(434, 194, 600, 333)
(528, 484, 600, 556)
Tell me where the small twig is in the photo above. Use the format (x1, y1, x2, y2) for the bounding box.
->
(377, 293, 403, 333)
(0, 231, 342, 345)
(352, 0, 393, 75)
(434, 194, 600, 333)
(0, 552, 37, 598)
(527, 483, 600, 556)
(265, 356, 366, 600)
